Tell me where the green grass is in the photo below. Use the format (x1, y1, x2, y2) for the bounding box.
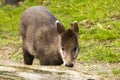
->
(0, 0, 120, 63)
(78, 40, 120, 63)
(112, 68, 120, 77)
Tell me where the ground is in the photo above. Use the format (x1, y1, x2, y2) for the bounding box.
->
(0, 45, 120, 80)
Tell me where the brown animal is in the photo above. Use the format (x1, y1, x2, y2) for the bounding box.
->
(20, 6, 79, 67)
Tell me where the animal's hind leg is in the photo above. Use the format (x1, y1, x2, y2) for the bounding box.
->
(20, 22, 34, 65)
(22, 44, 34, 65)
(23, 50, 34, 65)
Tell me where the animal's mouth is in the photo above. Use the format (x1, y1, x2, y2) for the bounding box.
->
(65, 63, 74, 67)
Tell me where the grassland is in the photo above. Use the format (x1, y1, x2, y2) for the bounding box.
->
(0, 0, 120, 79)
(0, 0, 120, 63)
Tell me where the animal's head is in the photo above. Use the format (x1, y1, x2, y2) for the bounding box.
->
(55, 20, 79, 67)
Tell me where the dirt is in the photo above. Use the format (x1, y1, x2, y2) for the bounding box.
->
(0, 45, 120, 80)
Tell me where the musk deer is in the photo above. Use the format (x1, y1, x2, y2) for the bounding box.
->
(20, 6, 79, 67)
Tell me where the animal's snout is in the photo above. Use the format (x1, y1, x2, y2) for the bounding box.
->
(65, 63, 73, 67)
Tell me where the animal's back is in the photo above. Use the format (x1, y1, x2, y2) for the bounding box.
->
(20, 6, 57, 34)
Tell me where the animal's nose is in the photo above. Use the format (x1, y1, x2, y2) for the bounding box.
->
(65, 63, 73, 67)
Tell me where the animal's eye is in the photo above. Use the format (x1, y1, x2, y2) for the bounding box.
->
(73, 47, 77, 52)
(62, 47, 64, 51)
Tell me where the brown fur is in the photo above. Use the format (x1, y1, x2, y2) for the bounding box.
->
(20, 6, 79, 67)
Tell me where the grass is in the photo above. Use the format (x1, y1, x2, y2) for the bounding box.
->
(112, 68, 120, 77)
(0, 0, 120, 63)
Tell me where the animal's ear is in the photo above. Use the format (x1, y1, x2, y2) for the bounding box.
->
(55, 20, 65, 34)
(71, 21, 79, 33)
